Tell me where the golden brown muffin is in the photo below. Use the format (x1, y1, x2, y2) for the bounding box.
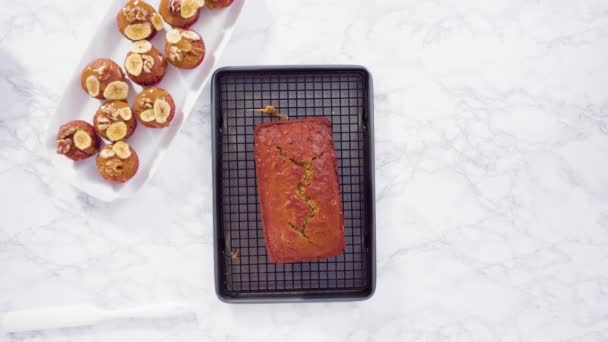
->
(93, 101, 138, 142)
(117, 0, 164, 41)
(56, 120, 99, 161)
(164, 28, 205, 69)
(80, 59, 129, 101)
(133, 87, 176, 128)
(124, 40, 168, 86)
(159, 0, 204, 28)
(254, 117, 345, 263)
(205, 0, 233, 8)
(96, 142, 139, 183)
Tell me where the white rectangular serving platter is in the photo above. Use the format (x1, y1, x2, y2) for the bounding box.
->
(46, 0, 245, 202)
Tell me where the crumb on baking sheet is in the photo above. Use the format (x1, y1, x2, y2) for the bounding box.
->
(251, 105, 288, 119)
(230, 248, 240, 259)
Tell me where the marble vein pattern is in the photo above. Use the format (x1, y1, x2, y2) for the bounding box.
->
(1, 0, 608, 341)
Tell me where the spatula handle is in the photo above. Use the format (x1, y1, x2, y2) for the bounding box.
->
(106, 302, 192, 321)
(1, 305, 102, 333)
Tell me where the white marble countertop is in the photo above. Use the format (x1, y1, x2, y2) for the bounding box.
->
(2, 0, 608, 341)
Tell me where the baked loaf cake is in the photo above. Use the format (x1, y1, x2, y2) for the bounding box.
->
(254, 117, 345, 263)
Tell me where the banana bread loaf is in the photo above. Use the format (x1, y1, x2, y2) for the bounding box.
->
(254, 117, 345, 263)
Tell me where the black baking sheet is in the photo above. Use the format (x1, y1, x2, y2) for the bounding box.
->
(211, 66, 375, 302)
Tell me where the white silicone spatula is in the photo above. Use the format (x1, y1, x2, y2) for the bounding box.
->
(0, 302, 192, 333)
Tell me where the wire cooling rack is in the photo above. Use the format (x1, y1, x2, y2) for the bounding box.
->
(211, 66, 375, 302)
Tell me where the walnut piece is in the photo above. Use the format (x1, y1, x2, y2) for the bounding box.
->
(93, 63, 110, 81)
(168, 46, 183, 62)
(101, 103, 120, 119)
(96, 116, 111, 130)
(169, 0, 182, 14)
(123, 6, 149, 23)
(56, 138, 72, 154)
(58, 126, 77, 139)
(140, 97, 154, 109)
(142, 54, 154, 73)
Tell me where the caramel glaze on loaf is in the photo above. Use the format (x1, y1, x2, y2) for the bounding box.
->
(254, 117, 345, 263)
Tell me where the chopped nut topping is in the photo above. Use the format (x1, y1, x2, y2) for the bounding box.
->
(56, 138, 72, 154)
(101, 104, 112, 115)
(101, 103, 120, 119)
(135, 8, 148, 20)
(92, 63, 110, 81)
(123, 6, 149, 23)
(140, 97, 154, 109)
(58, 126, 77, 139)
(169, 0, 182, 14)
(142, 54, 154, 73)
(168, 46, 183, 62)
(96, 116, 111, 130)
